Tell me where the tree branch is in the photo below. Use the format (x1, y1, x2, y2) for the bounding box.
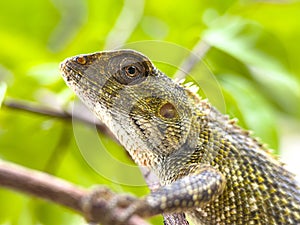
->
(0, 159, 150, 225)
(3, 98, 192, 224)
(3, 99, 189, 224)
(2, 38, 211, 222)
(1, 39, 212, 225)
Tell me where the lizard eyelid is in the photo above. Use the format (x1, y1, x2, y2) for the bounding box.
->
(116, 62, 147, 85)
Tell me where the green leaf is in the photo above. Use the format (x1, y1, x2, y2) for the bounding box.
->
(220, 74, 279, 151)
(27, 63, 61, 85)
(203, 15, 300, 115)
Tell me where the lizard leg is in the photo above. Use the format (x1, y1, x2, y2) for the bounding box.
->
(139, 165, 226, 216)
(82, 166, 225, 224)
(116, 165, 226, 223)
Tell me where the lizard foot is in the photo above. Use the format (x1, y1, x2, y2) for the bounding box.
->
(81, 185, 138, 225)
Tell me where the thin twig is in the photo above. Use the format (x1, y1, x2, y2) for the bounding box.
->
(3, 99, 114, 139)
(174, 40, 211, 80)
(104, 0, 144, 49)
(0, 160, 150, 225)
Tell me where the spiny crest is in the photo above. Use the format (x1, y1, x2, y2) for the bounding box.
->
(225, 110, 282, 165)
(174, 78, 202, 105)
(175, 77, 280, 165)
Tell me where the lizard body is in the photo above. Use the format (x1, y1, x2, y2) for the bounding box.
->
(60, 50, 300, 225)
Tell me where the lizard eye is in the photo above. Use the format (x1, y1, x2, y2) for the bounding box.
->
(116, 62, 147, 85)
(125, 65, 138, 77)
(159, 102, 177, 119)
(107, 53, 151, 85)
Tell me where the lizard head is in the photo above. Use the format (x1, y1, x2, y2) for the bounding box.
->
(60, 50, 198, 168)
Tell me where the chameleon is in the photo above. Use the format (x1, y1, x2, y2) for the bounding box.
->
(60, 49, 300, 225)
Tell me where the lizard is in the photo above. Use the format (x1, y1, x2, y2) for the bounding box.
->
(60, 49, 300, 225)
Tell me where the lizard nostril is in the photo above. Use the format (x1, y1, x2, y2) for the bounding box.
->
(76, 56, 87, 65)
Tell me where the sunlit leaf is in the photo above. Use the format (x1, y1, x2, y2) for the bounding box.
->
(203, 15, 300, 115)
(27, 63, 61, 85)
(0, 82, 7, 108)
(220, 74, 279, 150)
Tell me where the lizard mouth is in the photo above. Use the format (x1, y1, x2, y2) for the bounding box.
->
(60, 59, 83, 84)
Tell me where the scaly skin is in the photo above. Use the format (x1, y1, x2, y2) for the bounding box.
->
(60, 50, 300, 225)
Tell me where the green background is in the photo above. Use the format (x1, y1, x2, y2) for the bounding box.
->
(0, 0, 300, 224)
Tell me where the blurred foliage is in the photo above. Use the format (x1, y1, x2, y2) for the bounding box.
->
(0, 0, 300, 224)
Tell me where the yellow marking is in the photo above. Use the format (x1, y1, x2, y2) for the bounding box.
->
(282, 198, 288, 205)
(257, 176, 264, 183)
(259, 184, 267, 191)
(207, 189, 212, 195)
(192, 194, 198, 201)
